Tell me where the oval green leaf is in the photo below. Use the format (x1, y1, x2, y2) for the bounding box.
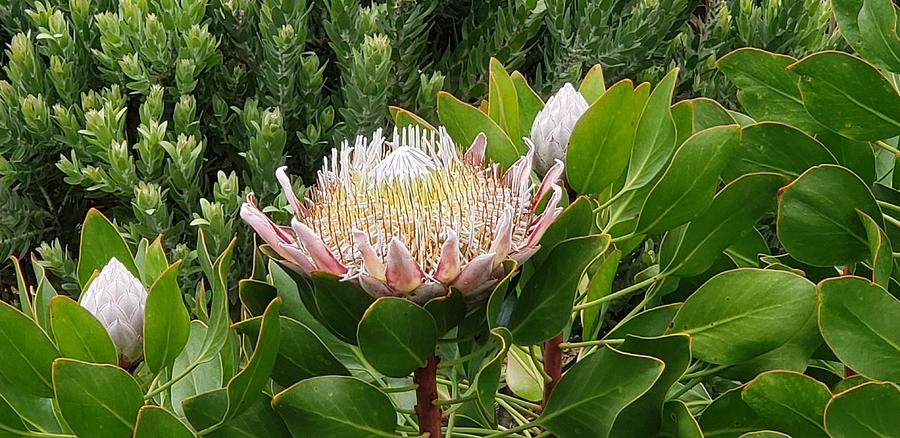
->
(777, 164, 882, 267)
(724, 122, 837, 181)
(134, 406, 195, 438)
(636, 124, 741, 235)
(669, 269, 817, 365)
(50, 296, 117, 365)
(77, 208, 138, 287)
(824, 381, 900, 438)
(789, 51, 900, 141)
(272, 376, 396, 438)
(437, 91, 520, 169)
(742, 371, 831, 438)
(144, 261, 190, 373)
(0, 301, 58, 398)
(817, 276, 900, 381)
(567, 80, 638, 194)
(357, 297, 437, 378)
(52, 359, 143, 438)
(508, 235, 609, 345)
(540, 346, 664, 438)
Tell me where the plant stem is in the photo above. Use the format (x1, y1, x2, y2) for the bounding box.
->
(144, 359, 201, 400)
(414, 355, 442, 438)
(883, 213, 900, 229)
(609, 232, 636, 244)
(572, 275, 662, 311)
(669, 377, 702, 400)
(542, 334, 563, 408)
(0, 424, 75, 438)
(484, 421, 541, 438)
(559, 338, 624, 349)
(382, 384, 419, 393)
(874, 140, 900, 156)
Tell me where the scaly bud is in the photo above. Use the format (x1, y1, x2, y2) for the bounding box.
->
(80, 258, 147, 367)
(529, 83, 589, 176)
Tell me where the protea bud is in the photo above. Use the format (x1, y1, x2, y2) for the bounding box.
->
(80, 258, 147, 368)
(529, 83, 589, 176)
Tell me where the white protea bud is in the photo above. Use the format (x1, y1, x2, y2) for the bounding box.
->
(529, 83, 589, 176)
(80, 257, 147, 367)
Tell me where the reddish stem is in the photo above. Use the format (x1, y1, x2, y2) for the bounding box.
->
(414, 355, 442, 437)
(543, 333, 564, 408)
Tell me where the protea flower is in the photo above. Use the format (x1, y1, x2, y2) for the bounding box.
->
(79, 257, 147, 367)
(241, 127, 564, 304)
(530, 83, 589, 176)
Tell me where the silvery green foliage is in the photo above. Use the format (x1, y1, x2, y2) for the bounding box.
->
(529, 83, 588, 176)
(79, 257, 147, 366)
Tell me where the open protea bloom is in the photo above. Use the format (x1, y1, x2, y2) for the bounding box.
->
(80, 257, 147, 367)
(241, 127, 564, 303)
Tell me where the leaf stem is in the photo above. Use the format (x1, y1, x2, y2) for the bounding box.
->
(559, 338, 624, 349)
(681, 364, 729, 380)
(0, 425, 75, 438)
(381, 384, 419, 393)
(883, 213, 900, 230)
(874, 140, 900, 156)
(484, 421, 541, 438)
(573, 275, 662, 311)
(144, 358, 201, 400)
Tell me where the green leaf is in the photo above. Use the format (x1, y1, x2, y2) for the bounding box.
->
(438, 91, 520, 169)
(858, 211, 893, 288)
(858, 0, 900, 73)
(233, 315, 349, 387)
(389, 106, 437, 133)
(527, 196, 595, 269)
(741, 371, 831, 438)
(724, 122, 837, 181)
(824, 381, 900, 437)
(669, 269, 817, 365)
(777, 164, 882, 267)
(52, 359, 143, 438)
(172, 321, 223, 417)
(636, 125, 741, 235)
(143, 236, 169, 285)
(423, 289, 466, 335)
(604, 303, 680, 340)
(581, 249, 622, 340)
(183, 390, 290, 438)
(622, 68, 678, 192)
(722, 309, 822, 380)
(663, 173, 785, 276)
(467, 327, 512, 426)
(134, 406, 196, 438)
(699, 388, 768, 437)
(716, 48, 823, 132)
(579, 64, 606, 103)
(144, 261, 190, 373)
(567, 80, 638, 194)
(488, 58, 520, 147)
(508, 235, 609, 345)
(30, 259, 56, 335)
(506, 345, 543, 402)
(817, 276, 900, 381)
(77, 208, 138, 287)
(310, 272, 373, 344)
(739, 432, 791, 438)
(357, 297, 436, 378)
(816, 129, 877, 186)
(8, 256, 33, 316)
(510, 71, 544, 140)
(658, 400, 702, 438)
(692, 98, 737, 130)
(610, 334, 692, 438)
(238, 279, 277, 317)
(218, 298, 282, 425)
(789, 51, 900, 141)
(272, 376, 396, 438)
(50, 296, 117, 365)
(0, 300, 58, 398)
(539, 346, 664, 438)
(724, 228, 770, 267)
(0, 394, 27, 438)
